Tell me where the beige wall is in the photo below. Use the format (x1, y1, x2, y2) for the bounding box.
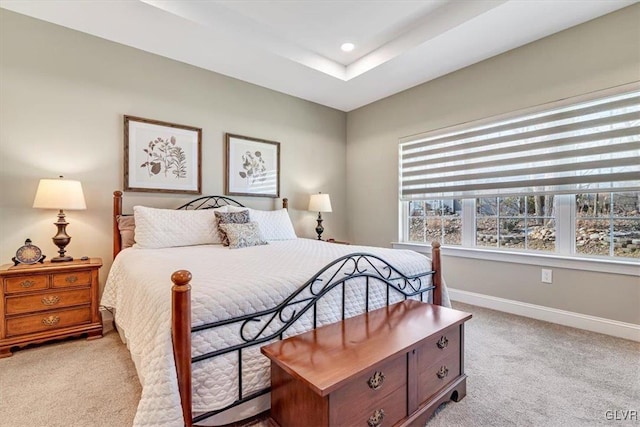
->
(346, 5, 640, 324)
(0, 10, 347, 288)
(1, 7, 639, 325)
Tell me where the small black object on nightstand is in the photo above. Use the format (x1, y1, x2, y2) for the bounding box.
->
(80, 256, 89, 261)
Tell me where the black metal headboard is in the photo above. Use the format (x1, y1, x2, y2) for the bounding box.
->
(176, 196, 246, 210)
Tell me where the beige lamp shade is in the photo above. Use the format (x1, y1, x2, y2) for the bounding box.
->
(308, 193, 332, 213)
(33, 178, 87, 210)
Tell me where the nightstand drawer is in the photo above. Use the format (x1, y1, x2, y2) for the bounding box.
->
(6, 306, 92, 337)
(52, 270, 92, 288)
(4, 275, 48, 294)
(5, 288, 91, 315)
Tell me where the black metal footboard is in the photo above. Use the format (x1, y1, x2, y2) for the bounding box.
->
(173, 252, 437, 425)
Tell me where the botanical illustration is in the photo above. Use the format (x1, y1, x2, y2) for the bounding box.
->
(239, 150, 267, 185)
(140, 136, 187, 179)
(225, 133, 279, 197)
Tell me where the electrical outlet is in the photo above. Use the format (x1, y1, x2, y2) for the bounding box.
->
(541, 269, 553, 284)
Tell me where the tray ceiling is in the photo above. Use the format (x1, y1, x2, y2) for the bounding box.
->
(1, 0, 635, 111)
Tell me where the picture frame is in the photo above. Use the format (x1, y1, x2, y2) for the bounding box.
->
(124, 115, 202, 194)
(225, 133, 280, 198)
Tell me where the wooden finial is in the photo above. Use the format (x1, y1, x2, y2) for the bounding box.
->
(171, 270, 192, 289)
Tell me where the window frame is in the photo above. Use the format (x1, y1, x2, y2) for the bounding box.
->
(397, 193, 639, 276)
(397, 83, 639, 275)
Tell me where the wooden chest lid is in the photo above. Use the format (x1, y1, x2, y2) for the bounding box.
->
(261, 300, 472, 396)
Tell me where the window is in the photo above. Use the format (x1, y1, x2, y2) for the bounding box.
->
(399, 84, 639, 261)
(476, 196, 555, 252)
(576, 192, 640, 259)
(408, 200, 461, 245)
(402, 193, 640, 259)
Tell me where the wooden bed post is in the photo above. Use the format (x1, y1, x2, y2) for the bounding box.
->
(431, 242, 442, 306)
(282, 198, 288, 210)
(172, 270, 193, 427)
(113, 191, 123, 259)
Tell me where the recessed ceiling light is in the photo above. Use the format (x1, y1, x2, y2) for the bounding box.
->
(341, 42, 355, 52)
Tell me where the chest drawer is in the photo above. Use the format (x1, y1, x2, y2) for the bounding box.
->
(417, 350, 460, 402)
(5, 288, 91, 315)
(337, 387, 407, 427)
(417, 324, 460, 370)
(331, 354, 407, 424)
(52, 270, 92, 288)
(6, 306, 92, 337)
(4, 275, 48, 294)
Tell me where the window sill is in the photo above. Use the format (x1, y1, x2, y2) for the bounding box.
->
(391, 242, 640, 277)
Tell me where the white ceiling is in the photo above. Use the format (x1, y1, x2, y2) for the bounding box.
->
(1, 0, 635, 111)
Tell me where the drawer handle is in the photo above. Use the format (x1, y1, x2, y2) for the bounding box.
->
(20, 280, 36, 288)
(367, 409, 385, 427)
(42, 316, 60, 327)
(437, 366, 449, 380)
(65, 275, 78, 284)
(437, 335, 449, 349)
(367, 371, 385, 390)
(41, 296, 60, 306)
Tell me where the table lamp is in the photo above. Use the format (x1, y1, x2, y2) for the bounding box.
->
(33, 176, 86, 262)
(308, 193, 332, 240)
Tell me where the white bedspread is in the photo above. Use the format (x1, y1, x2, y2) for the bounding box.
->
(101, 239, 450, 426)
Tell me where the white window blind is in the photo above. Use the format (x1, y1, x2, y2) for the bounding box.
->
(400, 86, 640, 200)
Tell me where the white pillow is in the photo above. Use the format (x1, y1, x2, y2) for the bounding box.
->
(248, 208, 297, 241)
(225, 205, 248, 213)
(133, 205, 227, 249)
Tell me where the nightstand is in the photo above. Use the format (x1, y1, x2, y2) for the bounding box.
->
(0, 258, 103, 358)
(326, 238, 350, 245)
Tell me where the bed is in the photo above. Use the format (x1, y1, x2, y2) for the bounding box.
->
(101, 191, 450, 427)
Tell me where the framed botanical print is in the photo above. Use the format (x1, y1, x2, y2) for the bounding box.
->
(225, 133, 280, 198)
(124, 115, 202, 194)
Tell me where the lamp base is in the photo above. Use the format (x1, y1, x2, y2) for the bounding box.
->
(51, 209, 73, 263)
(315, 213, 324, 240)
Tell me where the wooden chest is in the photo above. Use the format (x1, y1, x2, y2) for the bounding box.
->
(261, 300, 471, 427)
(0, 258, 103, 358)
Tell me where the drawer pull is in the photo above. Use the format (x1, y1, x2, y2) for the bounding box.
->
(437, 366, 449, 379)
(367, 409, 385, 427)
(41, 296, 60, 306)
(42, 316, 60, 327)
(367, 371, 385, 390)
(20, 280, 36, 288)
(65, 275, 78, 284)
(437, 335, 449, 349)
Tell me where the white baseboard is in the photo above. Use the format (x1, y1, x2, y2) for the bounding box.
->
(448, 288, 640, 342)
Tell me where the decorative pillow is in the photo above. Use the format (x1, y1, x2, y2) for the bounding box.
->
(117, 215, 136, 249)
(215, 210, 250, 246)
(248, 208, 297, 241)
(219, 222, 268, 249)
(133, 205, 226, 249)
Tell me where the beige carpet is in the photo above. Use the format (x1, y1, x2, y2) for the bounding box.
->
(1, 303, 638, 427)
(0, 321, 141, 427)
